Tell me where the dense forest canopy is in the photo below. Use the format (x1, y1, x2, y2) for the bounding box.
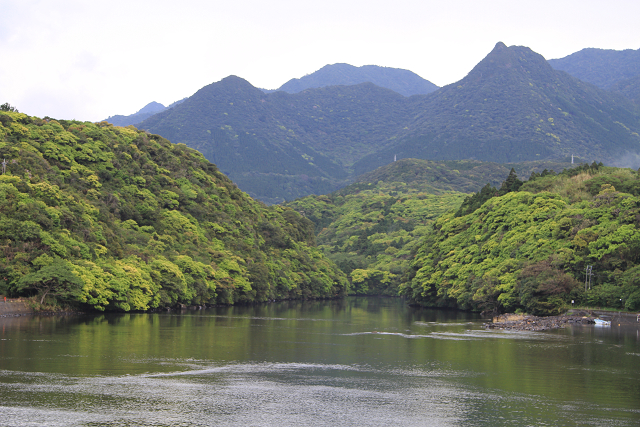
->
(403, 163, 640, 315)
(286, 159, 573, 298)
(286, 157, 640, 315)
(0, 110, 349, 310)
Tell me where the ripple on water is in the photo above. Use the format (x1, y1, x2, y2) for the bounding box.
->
(1, 362, 638, 426)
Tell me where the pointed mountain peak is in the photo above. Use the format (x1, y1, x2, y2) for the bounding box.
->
(460, 42, 553, 86)
(493, 41, 508, 50)
(136, 101, 166, 115)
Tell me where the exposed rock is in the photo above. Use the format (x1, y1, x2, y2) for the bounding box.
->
(483, 313, 594, 331)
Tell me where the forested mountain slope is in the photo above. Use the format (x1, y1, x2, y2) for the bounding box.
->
(610, 74, 640, 106)
(286, 158, 574, 296)
(276, 63, 439, 96)
(354, 43, 640, 174)
(403, 163, 640, 315)
(138, 77, 411, 203)
(0, 111, 348, 311)
(286, 169, 467, 296)
(548, 47, 640, 89)
(134, 44, 640, 204)
(352, 158, 573, 194)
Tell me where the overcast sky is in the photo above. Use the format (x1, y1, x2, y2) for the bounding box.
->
(2, 0, 639, 122)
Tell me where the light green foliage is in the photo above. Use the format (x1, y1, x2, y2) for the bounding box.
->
(287, 178, 467, 296)
(404, 165, 640, 313)
(0, 112, 348, 310)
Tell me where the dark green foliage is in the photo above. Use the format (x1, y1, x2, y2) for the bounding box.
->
(609, 74, 640, 105)
(1, 103, 19, 112)
(135, 43, 640, 203)
(455, 184, 497, 217)
(455, 168, 524, 217)
(548, 47, 640, 89)
(0, 111, 349, 310)
(17, 258, 83, 305)
(498, 168, 523, 195)
(516, 258, 580, 316)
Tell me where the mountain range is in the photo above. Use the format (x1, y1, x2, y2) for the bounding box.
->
(131, 43, 640, 203)
(352, 42, 640, 174)
(108, 46, 640, 130)
(103, 65, 437, 128)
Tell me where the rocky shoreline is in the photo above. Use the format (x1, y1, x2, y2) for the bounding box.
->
(483, 313, 595, 331)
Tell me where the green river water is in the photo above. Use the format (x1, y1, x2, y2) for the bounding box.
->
(0, 297, 638, 426)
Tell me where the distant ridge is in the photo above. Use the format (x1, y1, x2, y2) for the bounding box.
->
(104, 98, 186, 127)
(548, 47, 640, 89)
(137, 43, 640, 204)
(276, 63, 439, 97)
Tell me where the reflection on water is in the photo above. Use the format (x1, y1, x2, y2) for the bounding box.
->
(0, 297, 639, 426)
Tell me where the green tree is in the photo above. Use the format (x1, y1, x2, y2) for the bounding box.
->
(0, 103, 18, 112)
(17, 258, 83, 305)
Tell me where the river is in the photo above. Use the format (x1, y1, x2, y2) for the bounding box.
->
(0, 297, 638, 426)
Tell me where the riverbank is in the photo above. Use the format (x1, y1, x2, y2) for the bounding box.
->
(0, 298, 32, 317)
(484, 310, 640, 331)
(483, 313, 593, 331)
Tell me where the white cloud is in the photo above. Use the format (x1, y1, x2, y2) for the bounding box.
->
(1, 0, 639, 121)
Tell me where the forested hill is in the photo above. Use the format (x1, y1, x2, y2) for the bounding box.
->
(0, 111, 349, 311)
(286, 158, 573, 297)
(548, 47, 640, 89)
(276, 63, 439, 96)
(354, 42, 640, 174)
(138, 77, 410, 204)
(403, 163, 640, 315)
(351, 158, 573, 195)
(135, 43, 640, 204)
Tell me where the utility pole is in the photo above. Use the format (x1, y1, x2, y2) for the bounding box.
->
(1, 158, 6, 174)
(585, 265, 593, 291)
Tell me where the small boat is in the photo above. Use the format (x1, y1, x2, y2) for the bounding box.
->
(594, 318, 611, 326)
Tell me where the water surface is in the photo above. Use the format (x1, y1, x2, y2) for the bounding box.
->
(0, 297, 638, 426)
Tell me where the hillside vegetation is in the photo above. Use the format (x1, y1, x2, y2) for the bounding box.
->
(136, 43, 640, 203)
(403, 163, 640, 315)
(0, 111, 348, 311)
(286, 180, 466, 296)
(287, 159, 579, 298)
